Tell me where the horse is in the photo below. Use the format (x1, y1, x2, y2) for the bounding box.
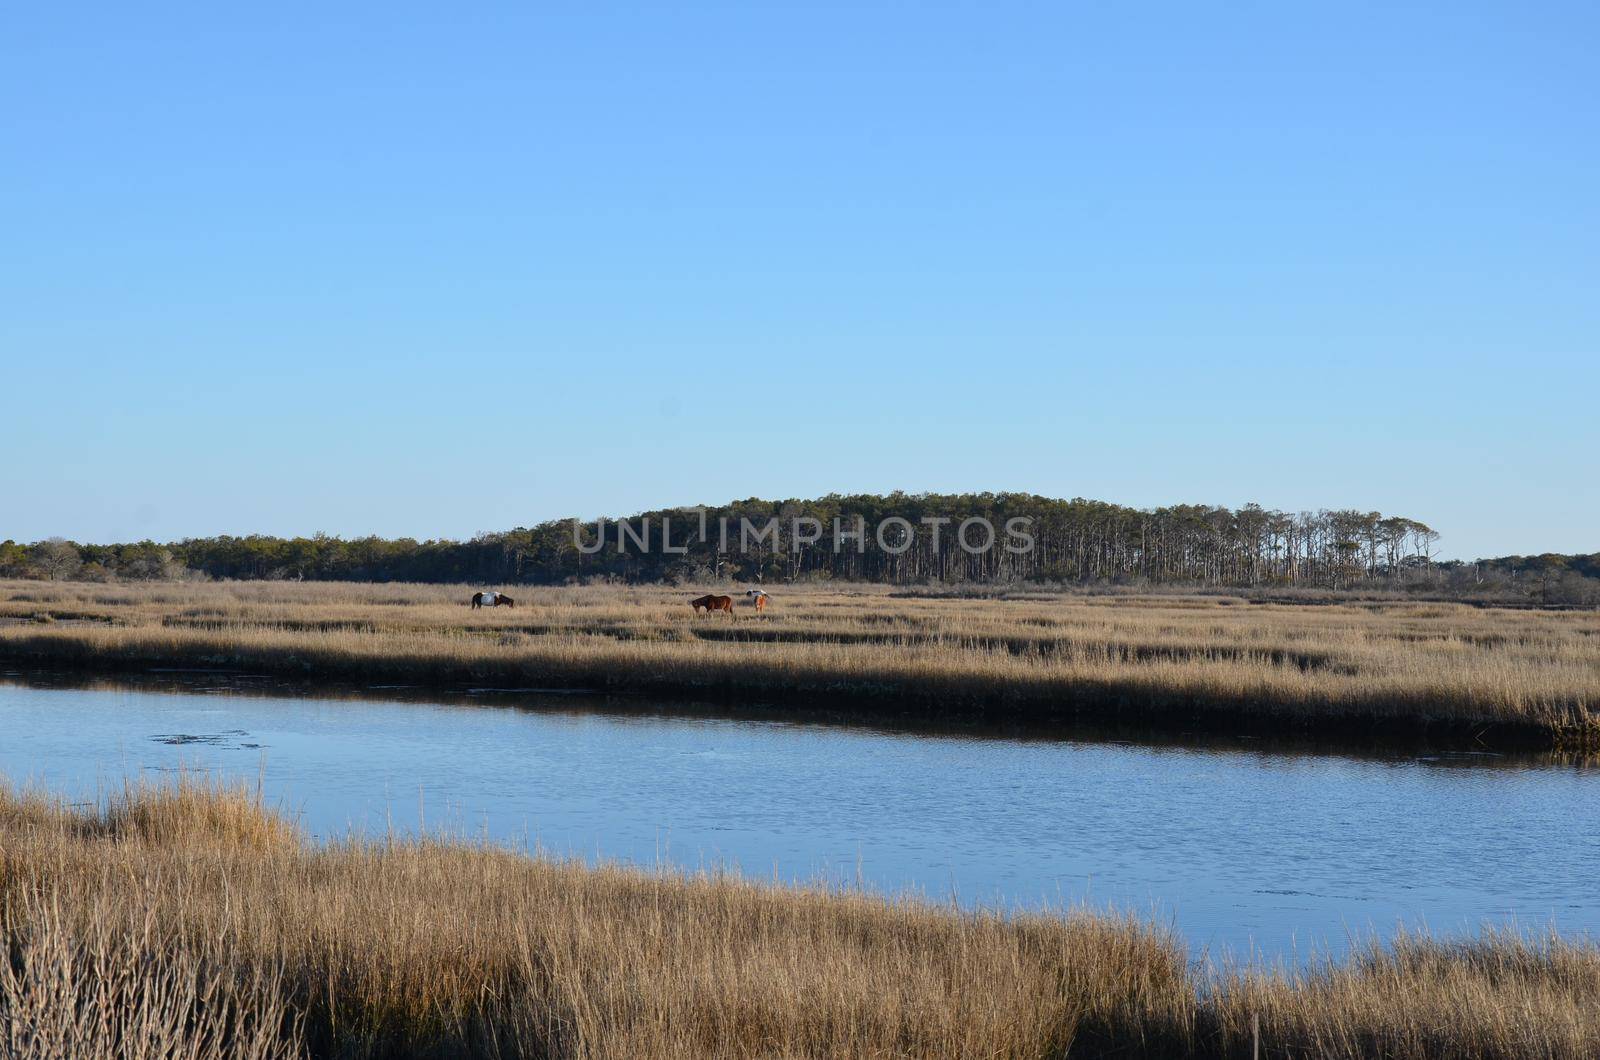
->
(690, 594, 735, 618)
(471, 591, 515, 609)
(745, 589, 769, 613)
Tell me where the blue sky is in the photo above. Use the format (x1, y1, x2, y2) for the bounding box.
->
(2, 2, 1595, 559)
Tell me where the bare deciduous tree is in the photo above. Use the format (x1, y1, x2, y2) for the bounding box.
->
(31, 538, 82, 581)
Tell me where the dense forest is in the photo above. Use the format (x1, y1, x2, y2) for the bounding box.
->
(2, 492, 1596, 602)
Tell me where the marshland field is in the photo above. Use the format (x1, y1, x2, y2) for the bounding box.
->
(4, 578, 1600, 1058)
(3, 777, 1600, 1060)
(1, 578, 1596, 749)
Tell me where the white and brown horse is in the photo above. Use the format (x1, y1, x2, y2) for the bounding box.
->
(471, 591, 515, 609)
(745, 589, 769, 613)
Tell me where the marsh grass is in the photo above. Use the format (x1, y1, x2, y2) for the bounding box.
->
(0, 885, 300, 1060)
(1, 780, 1598, 1058)
(0, 579, 1596, 747)
(1207, 929, 1600, 1058)
(0, 582, 1593, 746)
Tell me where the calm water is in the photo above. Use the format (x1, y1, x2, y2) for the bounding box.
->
(2, 673, 1595, 960)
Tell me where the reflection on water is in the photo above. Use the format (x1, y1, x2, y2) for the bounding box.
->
(1, 670, 1595, 960)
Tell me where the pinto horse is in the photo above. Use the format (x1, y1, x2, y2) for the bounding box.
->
(690, 594, 735, 617)
(471, 591, 515, 609)
(745, 589, 769, 613)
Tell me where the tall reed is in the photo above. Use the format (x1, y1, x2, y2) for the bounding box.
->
(2, 779, 1598, 1058)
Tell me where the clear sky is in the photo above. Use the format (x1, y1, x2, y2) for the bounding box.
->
(2, 2, 1595, 560)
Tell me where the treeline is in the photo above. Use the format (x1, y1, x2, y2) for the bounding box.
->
(2, 492, 1595, 602)
(542, 494, 1446, 589)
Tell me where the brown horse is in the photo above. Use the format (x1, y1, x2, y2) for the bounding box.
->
(690, 594, 735, 618)
(471, 591, 515, 609)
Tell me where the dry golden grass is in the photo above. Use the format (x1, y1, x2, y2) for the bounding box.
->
(2, 779, 1598, 1059)
(0, 777, 1191, 1059)
(1211, 930, 1600, 1059)
(0, 885, 299, 1060)
(1, 579, 1597, 746)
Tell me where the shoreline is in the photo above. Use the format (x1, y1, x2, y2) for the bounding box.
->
(3, 578, 1596, 755)
(1, 633, 1593, 754)
(6, 776, 1599, 1059)
(4, 664, 1584, 769)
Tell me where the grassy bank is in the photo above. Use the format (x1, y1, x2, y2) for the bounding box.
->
(1, 579, 1597, 749)
(2, 778, 1597, 1059)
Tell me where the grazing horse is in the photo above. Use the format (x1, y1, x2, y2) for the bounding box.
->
(745, 589, 769, 613)
(690, 594, 735, 618)
(471, 591, 515, 609)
